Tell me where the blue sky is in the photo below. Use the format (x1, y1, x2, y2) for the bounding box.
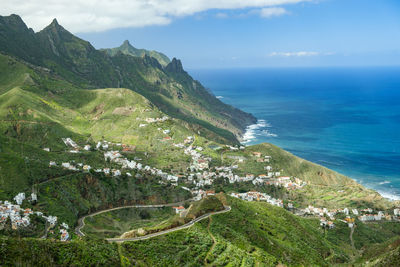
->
(4, 0, 400, 68)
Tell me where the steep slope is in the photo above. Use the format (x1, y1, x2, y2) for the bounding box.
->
(0, 15, 256, 144)
(0, 197, 352, 266)
(358, 237, 400, 266)
(120, 196, 351, 266)
(102, 40, 170, 66)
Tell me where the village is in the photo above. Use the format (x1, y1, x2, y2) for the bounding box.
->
(49, 132, 307, 197)
(0, 192, 69, 241)
(6, 118, 399, 240)
(229, 190, 400, 230)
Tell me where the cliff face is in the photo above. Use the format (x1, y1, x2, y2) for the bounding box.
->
(0, 14, 255, 144)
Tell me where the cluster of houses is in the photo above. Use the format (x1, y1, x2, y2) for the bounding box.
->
(0, 193, 69, 241)
(358, 209, 400, 222)
(298, 205, 400, 228)
(228, 190, 400, 230)
(181, 145, 306, 191)
(51, 135, 308, 200)
(230, 191, 284, 208)
(137, 116, 169, 128)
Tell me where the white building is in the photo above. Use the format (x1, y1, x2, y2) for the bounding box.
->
(47, 216, 57, 226)
(394, 208, 400, 216)
(31, 193, 37, 202)
(62, 138, 78, 148)
(14, 193, 25, 205)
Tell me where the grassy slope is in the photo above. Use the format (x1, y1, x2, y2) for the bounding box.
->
(0, 54, 195, 225)
(0, 51, 398, 266)
(356, 237, 400, 266)
(0, 53, 393, 223)
(1, 197, 398, 266)
(0, 15, 256, 144)
(120, 196, 350, 266)
(219, 143, 392, 209)
(82, 207, 176, 239)
(0, 237, 121, 266)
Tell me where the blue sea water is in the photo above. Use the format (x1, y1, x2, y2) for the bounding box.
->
(190, 67, 400, 200)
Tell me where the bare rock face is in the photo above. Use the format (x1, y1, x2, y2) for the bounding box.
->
(165, 58, 185, 73)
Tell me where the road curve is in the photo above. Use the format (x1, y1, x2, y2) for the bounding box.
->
(75, 200, 193, 237)
(106, 206, 231, 243)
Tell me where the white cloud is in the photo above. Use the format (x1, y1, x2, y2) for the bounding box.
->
(1, 0, 312, 33)
(268, 51, 320, 57)
(259, 7, 288, 18)
(215, 12, 228, 19)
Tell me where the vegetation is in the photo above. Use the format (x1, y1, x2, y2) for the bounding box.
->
(0, 237, 120, 266)
(0, 15, 256, 144)
(120, 196, 225, 239)
(82, 207, 176, 239)
(0, 13, 399, 266)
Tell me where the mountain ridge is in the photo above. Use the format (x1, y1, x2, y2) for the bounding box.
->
(0, 14, 256, 144)
(0, 14, 399, 267)
(101, 39, 171, 67)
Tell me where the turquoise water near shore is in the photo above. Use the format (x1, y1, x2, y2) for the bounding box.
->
(190, 67, 400, 200)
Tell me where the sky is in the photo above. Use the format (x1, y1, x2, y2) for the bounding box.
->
(2, 0, 400, 68)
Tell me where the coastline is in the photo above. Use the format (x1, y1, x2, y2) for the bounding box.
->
(241, 119, 400, 202)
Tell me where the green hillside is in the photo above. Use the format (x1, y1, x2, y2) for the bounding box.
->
(0, 14, 399, 267)
(0, 15, 256, 144)
(0, 197, 351, 266)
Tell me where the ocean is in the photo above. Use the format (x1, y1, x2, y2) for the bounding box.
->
(190, 67, 400, 200)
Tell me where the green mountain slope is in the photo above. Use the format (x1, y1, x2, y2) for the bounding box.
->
(0, 15, 256, 144)
(1, 14, 399, 267)
(0, 197, 351, 266)
(102, 40, 170, 66)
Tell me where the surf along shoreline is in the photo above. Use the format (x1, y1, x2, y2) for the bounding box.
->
(240, 119, 400, 202)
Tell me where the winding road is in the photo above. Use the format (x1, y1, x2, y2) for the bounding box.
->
(106, 206, 231, 243)
(75, 200, 194, 237)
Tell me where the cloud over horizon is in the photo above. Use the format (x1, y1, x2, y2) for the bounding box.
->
(269, 51, 322, 57)
(259, 7, 289, 18)
(1, 0, 312, 33)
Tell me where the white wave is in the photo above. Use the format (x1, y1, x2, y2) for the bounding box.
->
(378, 180, 391, 185)
(216, 96, 224, 99)
(261, 129, 278, 137)
(241, 119, 276, 144)
(377, 190, 400, 201)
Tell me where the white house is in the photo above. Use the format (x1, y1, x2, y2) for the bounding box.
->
(112, 169, 121, 176)
(394, 208, 400, 216)
(47, 216, 57, 226)
(61, 162, 71, 169)
(62, 138, 78, 148)
(172, 206, 185, 214)
(14, 193, 25, 205)
(31, 193, 37, 202)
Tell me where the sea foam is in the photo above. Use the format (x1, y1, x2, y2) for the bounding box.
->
(242, 119, 276, 144)
(377, 190, 400, 201)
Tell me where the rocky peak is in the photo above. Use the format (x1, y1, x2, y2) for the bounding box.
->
(0, 14, 29, 32)
(42, 18, 67, 34)
(122, 40, 131, 46)
(165, 58, 184, 73)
